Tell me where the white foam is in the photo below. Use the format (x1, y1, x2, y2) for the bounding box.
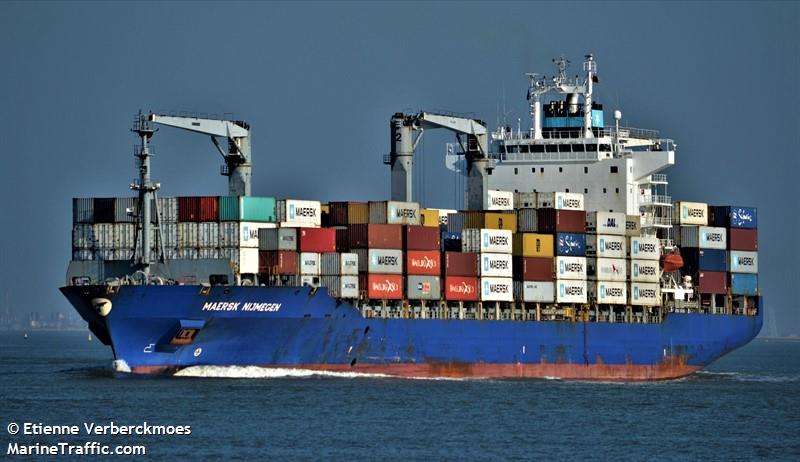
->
(174, 365, 472, 381)
(111, 359, 131, 373)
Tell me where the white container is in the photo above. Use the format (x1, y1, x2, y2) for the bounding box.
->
(514, 192, 537, 209)
(628, 236, 660, 260)
(485, 190, 514, 210)
(198, 248, 220, 259)
(479, 253, 513, 277)
(537, 192, 584, 210)
(321, 275, 359, 298)
(114, 249, 134, 260)
(586, 235, 626, 258)
(514, 280, 555, 303)
(157, 223, 178, 249)
(114, 223, 135, 250)
(368, 249, 403, 274)
(277, 199, 322, 227)
(93, 223, 114, 249)
(674, 201, 709, 225)
(587, 258, 627, 282)
(588, 281, 627, 304)
(586, 211, 627, 235)
(299, 252, 320, 275)
(629, 282, 661, 306)
(95, 249, 115, 260)
(177, 222, 198, 248)
(72, 249, 93, 261)
(462, 229, 512, 254)
(176, 248, 199, 259)
(555, 256, 587, 280)
(72, 224, 94, 249)
(630, 259, 661, 283)
(198, 222, 219, 248)
(219, 247, 259, 274)
(729, 251, 758, 274)
(678, 226, 727, 250)
(516, 208, 538, 233)
(258, 228, 297, 251)
(369, 201, 420, 225)
(555, 279, 588, 304)
(156, 197, 178, 223)
(480, 277, 513, 302)
(625, 215, 641, 237)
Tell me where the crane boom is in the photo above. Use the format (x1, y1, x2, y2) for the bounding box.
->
(148, 113, 252, 196)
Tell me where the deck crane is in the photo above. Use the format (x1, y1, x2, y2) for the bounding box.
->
(148, 113, 253, 197)
(129, 112, 252, 276)
(386, 111, 490, 210)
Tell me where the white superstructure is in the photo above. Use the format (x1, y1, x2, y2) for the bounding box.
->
(446, 54, 677, 247)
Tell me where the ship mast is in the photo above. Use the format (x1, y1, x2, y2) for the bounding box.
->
(131, 112, 158, 278)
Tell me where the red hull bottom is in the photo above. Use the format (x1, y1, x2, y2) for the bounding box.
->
(132, 359, 702, 381)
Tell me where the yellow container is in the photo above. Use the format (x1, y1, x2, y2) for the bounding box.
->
(420, 208, 440, 228)
(513, 233, 554, 257)
(321, 204, 330, 214)
(347, 202, 369, 224)
(482, 212, 517, 232)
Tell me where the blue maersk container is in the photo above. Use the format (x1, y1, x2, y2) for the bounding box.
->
(556, 233, 586, 256)
(682, 248, 726, 273)
(710, 206, 757, 229)
(729, 273, 758, 295)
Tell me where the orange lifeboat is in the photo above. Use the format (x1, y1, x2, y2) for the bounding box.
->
(661, 248, 684, 273)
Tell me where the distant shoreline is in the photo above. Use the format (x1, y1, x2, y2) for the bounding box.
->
(757, 336, 800, 341)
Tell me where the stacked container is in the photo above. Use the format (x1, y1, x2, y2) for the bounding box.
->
(460, 229, 513, 302)
(628, 236, 661, 306)
(585, 212, 626, 304)
(405, 225, 441, 300)
(672, 202, 727, 295)
(711, 206, 759, 297)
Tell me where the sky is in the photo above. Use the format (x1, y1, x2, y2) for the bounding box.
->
(1, 1, 798, 334)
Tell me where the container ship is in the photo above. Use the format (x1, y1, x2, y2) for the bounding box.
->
(61, 54, 762, 380)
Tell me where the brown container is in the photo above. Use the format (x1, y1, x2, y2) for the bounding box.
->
(335, 228, 350, 251)
(513, 256, 553, 281)
(258, 250, 298, 275)
(405, 226, 440, 250)
(443, 252, 478, 277)
(697, 271, 727, 294)
(348, 224, 403, 249)
(536, 208, 586, 234)
(328, 202, 370, 226)
(198, 196, 219, 222)
(728, 228, 758, 251)
(177, 196, 200, 222)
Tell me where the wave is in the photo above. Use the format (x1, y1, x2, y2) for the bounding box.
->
(173, 365, 471, 381)
(695, 370, 799, 383)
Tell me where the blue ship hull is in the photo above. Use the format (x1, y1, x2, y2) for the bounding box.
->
(60, 285, 762, 380)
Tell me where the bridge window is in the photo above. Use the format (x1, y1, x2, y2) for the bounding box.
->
(584, 166, 588, 174)
(603, 188, 607, 194)
(514, 168, 518, 175)
(616, 187, 620, 194)
(531, 168, 535, 173)
(559, 167, 563, 173)
(610, 166, 619, 173)
(565, 188, 570, 192)
(584, 188, 588, 194)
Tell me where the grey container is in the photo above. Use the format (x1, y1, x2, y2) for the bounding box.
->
(198, 222, 220, 248)
(516, 208, 538, 232)
(258, 228, 297, 251)
(114, 197, 138, 223)
(321, 275, 359, 298)
(72, 198, 94, 224)
(72, 224, 95, 249)
(321, 252, 359, 276)
(154, 197, 178, 223)
(447, 212, 466, 233)
(71, 249, 94, 261)
(407, 275, 440, 300)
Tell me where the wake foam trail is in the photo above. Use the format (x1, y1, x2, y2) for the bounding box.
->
(695, 370, 799, 383)
(174, 365, 472, 381)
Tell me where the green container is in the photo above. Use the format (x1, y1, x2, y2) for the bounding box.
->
(219, 196, 276, 222)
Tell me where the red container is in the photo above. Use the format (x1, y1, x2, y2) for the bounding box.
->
(728, 228, 758, 251)
(536, 208, 586, 234)
(513, 256, 553, 281)
(198, 196, 219, 221)
(348, 224, 403, 249)
(444, 276, 479, 301)
(405, 226, 441, 250)
(444, 252, 478, 277)
(697, 271, 727, 294)
(177, 196, 200, 222)
(258, 250, 298, 274)
(366, 274, 404, 299)
(406, 250, 441, 276)
(298, 228, 337, 253)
